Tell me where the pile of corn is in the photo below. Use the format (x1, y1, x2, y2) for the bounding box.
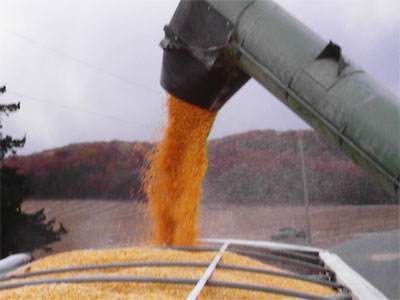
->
(0, 247, 338, 299)
(144, 95, 217, 246)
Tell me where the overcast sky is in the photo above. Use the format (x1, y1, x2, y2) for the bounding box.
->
(0, 0, 399, 156)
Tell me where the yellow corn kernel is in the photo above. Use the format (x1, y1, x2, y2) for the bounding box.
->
(0, 247, 338, 300)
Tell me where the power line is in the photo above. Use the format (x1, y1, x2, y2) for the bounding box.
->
(0, 27, 258, 133)
(7, 90, 153, 128)
(0, 26, 162, 95)
(0, 26, 250, 129)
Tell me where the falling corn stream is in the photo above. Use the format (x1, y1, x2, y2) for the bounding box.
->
(0, 95, 340, 299)
(144, 95, 217, 246)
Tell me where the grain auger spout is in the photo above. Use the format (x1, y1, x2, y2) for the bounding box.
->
(160, 0, 399, 196)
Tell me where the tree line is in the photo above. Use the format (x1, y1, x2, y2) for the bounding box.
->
(204, 130, 396, 205)
(4, 130, 396, 205)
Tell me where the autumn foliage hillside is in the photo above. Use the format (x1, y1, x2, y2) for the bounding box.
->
(5, 130, 396, 204)
(204, 130, 395, 205)
(5, 141, 151, 200)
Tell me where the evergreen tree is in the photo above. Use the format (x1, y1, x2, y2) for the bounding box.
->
(0, 86, 67, 258)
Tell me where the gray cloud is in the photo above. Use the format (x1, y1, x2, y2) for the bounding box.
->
(0, 0, 398, 155)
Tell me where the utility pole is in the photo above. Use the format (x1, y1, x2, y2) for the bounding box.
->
(298, 137, 312, 245)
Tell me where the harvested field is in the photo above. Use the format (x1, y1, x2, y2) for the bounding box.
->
(200, 204, 400, 248)
(21, 199, 399, 258)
